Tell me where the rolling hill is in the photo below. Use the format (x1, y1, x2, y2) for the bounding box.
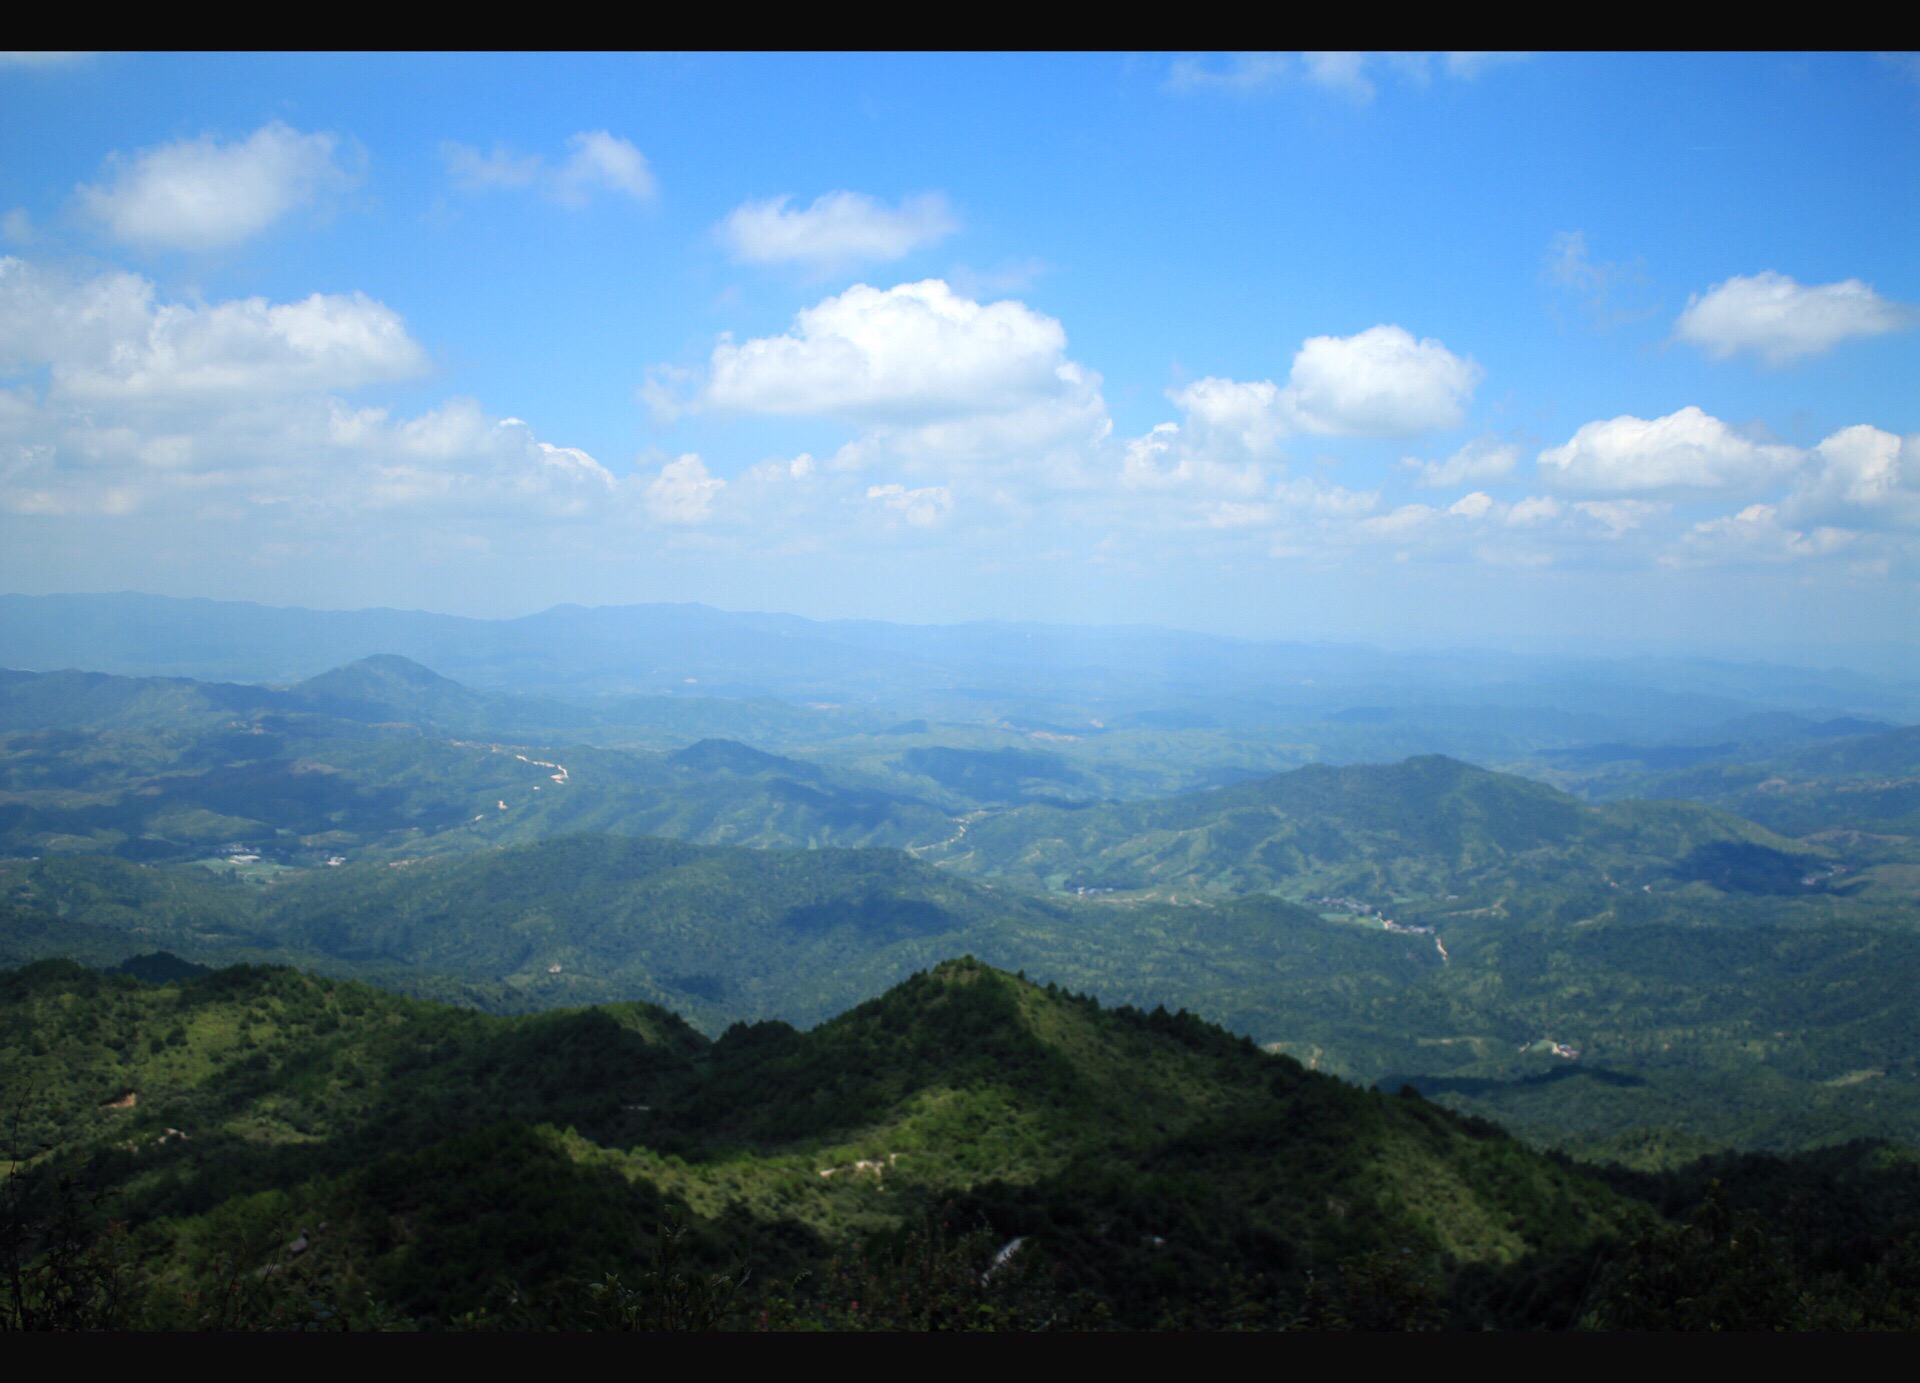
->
(929, 753, 1818, 899)
(0, 955, 1637, 1327)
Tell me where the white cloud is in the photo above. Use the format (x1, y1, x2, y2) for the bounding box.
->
(352, 403, 617, 518)
(552, 131, 656, 206)
(1284, 325, 1480, 436)
(443, 142, 542, 191)
(866, 482, 953, 527)
(1159, 327, 1480, 458)
(1678, 504, 1855, 564)
(1356, 502, 1439, 538)
(1, 386, 616, 523)
(1166, 378, 1292, 460)
(645, 454, 725, 525)
(1507, 495, 1564, 526)
(1674, 271, 1915, 365)
(0, 257, 611, 526)
(0, 257, 429, 403)
(1120, 422, 1264, 496)
(1, 209, 29, 245)
(1167, 51, 1524, 98)
(699, 279, 1084, 426)
(77, 122, 352, 251)
(1570, 499, 1663, 536)
(1404, 436, 1518, 487)
(719, 191, 957, 270)
(1787, 425, 1920, 529)
(1538, 407, 1802, 495)
(1165, 53, 1293, 93)
(443, 130, 655, 207)
(829, 385, 1109, 475)
(1301, 52, 1374, 101)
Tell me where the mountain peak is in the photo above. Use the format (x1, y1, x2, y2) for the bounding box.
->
(316, 654, 456, 688)
(667, 738, 799, 775)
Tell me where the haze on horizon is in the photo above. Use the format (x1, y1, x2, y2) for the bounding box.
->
(1, 52, 1916, 664)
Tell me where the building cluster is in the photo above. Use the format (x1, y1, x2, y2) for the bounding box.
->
(1311, 896, 1434, 934)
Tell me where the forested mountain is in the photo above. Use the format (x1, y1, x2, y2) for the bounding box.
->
(15, 954, 1920, 1330)
(8, 816, 1920, 1158)
(0, 956, 1641, 1327)
(7, 632, 1920, 1327)
(1531, 722, 1920, 844)
(925, 753, 1815, 898)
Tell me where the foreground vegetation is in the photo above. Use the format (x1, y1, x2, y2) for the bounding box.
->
(7, 956, 1920, 1330)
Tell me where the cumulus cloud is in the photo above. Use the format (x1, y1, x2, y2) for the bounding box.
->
(1537, 406, 1802, 495)
(0, 257, 429, 403)
(1674, 271, 1915, 365)
(644, 454, 725, 524)
(2, 386, 616, 524)
(350, 402, 616, 517)
(1160, 327, 1480, 458)
(77, 122, 353, 251)
(719, 191, 957, 271)
(1165, 378, 1292, 461)
(0, 256, 617, 526)
(443, 130, 655, 207)
(1283, 325, 1480, 435)
(1403, 436, 1519, 488)
(1787, 425, 1920, 529)
(695, 279, 1095, 433)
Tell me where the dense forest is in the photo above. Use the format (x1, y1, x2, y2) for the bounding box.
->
(5, 642, 1920, 1328)
(9, 956, 1919, 1330)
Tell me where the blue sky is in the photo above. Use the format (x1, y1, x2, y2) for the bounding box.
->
(1, 52, 1915, 659)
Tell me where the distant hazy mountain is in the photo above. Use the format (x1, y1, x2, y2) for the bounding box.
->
(6, 592, 1917, 728)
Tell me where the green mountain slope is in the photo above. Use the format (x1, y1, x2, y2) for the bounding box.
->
(3, 838, 1073, 1027)
(0, 956, 1634, 1327)
(0, 660, 956, 865)
(12, 820, 1920, 1158)
(931, 753, 1814, 898)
